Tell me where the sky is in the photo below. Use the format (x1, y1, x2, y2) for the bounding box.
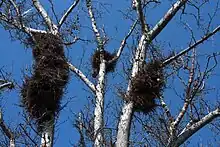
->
(0, 0, 220, 146)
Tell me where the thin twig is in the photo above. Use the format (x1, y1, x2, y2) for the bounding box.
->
(163, 25, 220, 66)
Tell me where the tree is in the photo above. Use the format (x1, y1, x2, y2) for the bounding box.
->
(0, 0, 220, 146)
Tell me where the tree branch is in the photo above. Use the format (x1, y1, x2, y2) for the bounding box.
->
(58, 0, 80, 28)
(108, 20, 138, 64)
(0, 7, 46, 35)
(68, 62, 96, 93)
(0, 111, 15, 147)
(162, 25, 220, 66)
(168, 108, 220, 147)
(32, 0, 58, 34)
(86, 0, 102, 47)
(173, 48, 196, 128)
(0, 82, 14, 90)
(134, 0, 146, 33)
(159, 96, 173, 124)
(148, 0, 188, 40)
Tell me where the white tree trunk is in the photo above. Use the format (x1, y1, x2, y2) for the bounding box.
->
(9, 139, 15, 147)
(40, 117, 55, 147)
(94, 61, 106, 146)
(116, 35, 147, 147)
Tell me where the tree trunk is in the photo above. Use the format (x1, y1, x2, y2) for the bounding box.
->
(40, 117, 55, 147)
(94, 61, 106, 146)
(116, 35, 147, 147)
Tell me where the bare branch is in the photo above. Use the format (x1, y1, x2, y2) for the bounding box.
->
(173, 48, 196, 128)
(148, 0, 188, 40)
(86, 0, 102, 46)
(108, 20, 138, 64)
(9, 0, 20, 16)
(163, 25, 220, 66)
(134, 0, 147, 33)
(32, 0, 58, 34)
(0, 111, 15, 147)
(0, 8, 46, 35)
(0, 82, 13, 90)
(68, 62, 96, 93)
(169, 108, 220, 147)
(59, 0, 80, 28)
(159, 96, 173, 124)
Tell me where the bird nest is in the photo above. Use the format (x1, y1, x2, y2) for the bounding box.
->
(91, 50, 116, 77)
(122, 60, 165, 114)
(21, 33, 69, 129)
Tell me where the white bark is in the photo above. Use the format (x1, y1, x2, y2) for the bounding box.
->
(94, 61, 106, 146)
(32, 0, 58, 34)
(68, 62, 96, 93)
(59, 0, 80, 27)
(40, 118, 55, 147)
(115, 102, 134, 147)
(148, 0, 188, 40)
(0, 82, 13, 90)
(167, 108, 220, 147)
(86, 0, 102, 44)
(9, 139, 15, 147)
(116, 34, 148, 147)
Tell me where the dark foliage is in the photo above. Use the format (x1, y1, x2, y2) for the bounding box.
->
(122, 60, 165, 113)
(21, 33, 69, 129)
(91, 50, 116, 78)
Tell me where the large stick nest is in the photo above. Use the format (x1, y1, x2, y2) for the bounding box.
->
(21, 33, 69, 129)
(123, 60, 165, 114)
(91, 50, 116, 78)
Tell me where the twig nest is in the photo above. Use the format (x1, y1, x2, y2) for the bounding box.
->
(123, 60, 165, 113)
(31, 33, 65, 60)
(91, 50, 116, 78)
(21, 33, 69, 130)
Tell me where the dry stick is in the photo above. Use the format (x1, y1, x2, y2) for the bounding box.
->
(59, 0, 80, 27)
(0, 111, 15, 147)
(32, 0, 57, 34)
(162, 25, 220, 66)
(68, 62, 96, 93)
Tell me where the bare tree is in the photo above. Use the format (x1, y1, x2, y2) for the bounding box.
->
(0, 0, 220, 147)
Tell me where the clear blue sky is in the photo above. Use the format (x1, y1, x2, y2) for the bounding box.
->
(0, 0, 220, 146)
